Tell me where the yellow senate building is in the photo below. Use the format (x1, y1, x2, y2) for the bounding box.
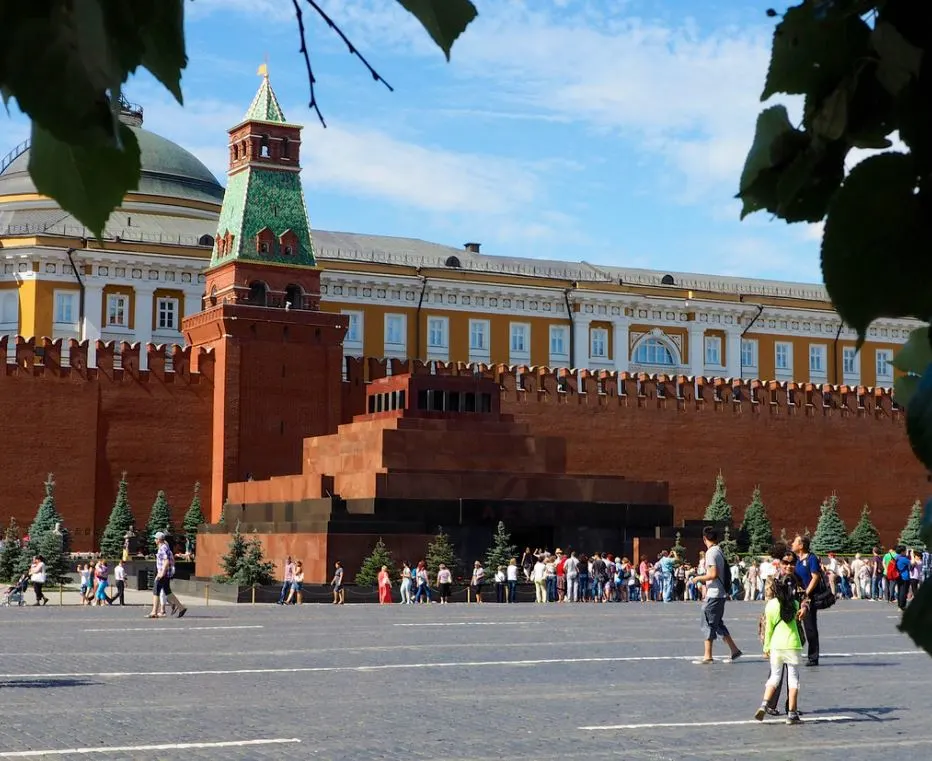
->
(0, 94, 917, 386)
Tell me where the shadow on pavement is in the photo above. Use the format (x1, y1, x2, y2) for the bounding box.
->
(0, 678, 101, 689)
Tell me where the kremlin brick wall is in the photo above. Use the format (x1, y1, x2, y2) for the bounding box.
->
(0, 341, 924, 552)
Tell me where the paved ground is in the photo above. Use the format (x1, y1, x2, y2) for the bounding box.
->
(0, 598, 927, 760)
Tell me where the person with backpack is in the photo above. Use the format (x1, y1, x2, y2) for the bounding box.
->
(882, 546, 897, 602)
(893, 545, 913, 611)
(692, 526, 743, 664)
(791, 535, 822, 667)
(755, 572, 806, 725)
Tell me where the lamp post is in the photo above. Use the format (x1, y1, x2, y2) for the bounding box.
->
(52, 522, 63, 606)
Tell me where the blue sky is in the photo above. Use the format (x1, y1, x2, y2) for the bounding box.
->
(2, 0, 828, 282)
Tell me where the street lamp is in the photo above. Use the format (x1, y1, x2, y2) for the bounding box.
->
(52, 522, 63, 606)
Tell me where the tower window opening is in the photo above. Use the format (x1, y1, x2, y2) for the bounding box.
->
(248, 281, 268, 306)
(260, 135, 270, 158)
(282, 137, 290, 159)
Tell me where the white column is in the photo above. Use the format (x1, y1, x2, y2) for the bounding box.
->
(573, 314, 591, 369)
(726, 327, 743, 379)
(134, 285, 155, 370)
(83, 282, 103, 369)
(613, 318, 629, 372)
(688, 322, 705, 378)
(183, 288, 202, 320)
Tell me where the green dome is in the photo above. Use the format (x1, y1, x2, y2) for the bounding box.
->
(0, 126, 223, 205)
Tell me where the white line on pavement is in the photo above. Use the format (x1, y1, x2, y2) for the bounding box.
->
(579, 715, 855, 731)
(0, 650, 920, 681)
(81, 625, 264, 633)
(0, 738, 301, 757)
(392, 621, 536, 627)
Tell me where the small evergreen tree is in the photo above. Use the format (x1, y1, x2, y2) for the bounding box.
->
(218, 499, 230, 528)
(425, 527, 459, 578)
(220, 523, 248, 581)
(848, 505, 882, 554)
(703, 472, 733, 523)
(810, 493, 849, 555)
(899, 500, 926, 551)
(484, 521, 517, 573)
(236, 534, 275, 586)
(719, 526, 739, 565)
(355, 537, 395, 586)
(19, 474, 69, 574)
(182, 482, 206, 555)
(99, 472, 135, 558)
(38, 528, 69, 585)
(672, 531, 687, 565)
(145, 491, 174, 555)
(0, 517, 22, 582)
(740, 487, 773, 557)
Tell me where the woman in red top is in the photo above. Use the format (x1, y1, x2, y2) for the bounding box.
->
(377, 565, 393, 604)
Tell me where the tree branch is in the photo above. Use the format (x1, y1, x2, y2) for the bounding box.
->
(292, 0, 394, 128)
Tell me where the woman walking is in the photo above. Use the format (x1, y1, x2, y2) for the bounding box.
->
(378, 565, 393, 604)
(437, 564, 453, 604)
(756, 574, 805, 724)
(29, 555, 48, 606)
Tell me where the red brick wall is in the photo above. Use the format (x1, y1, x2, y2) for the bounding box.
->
(0, 338, 213, 551)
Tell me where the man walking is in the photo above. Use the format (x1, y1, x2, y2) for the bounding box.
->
(331, 560, 345, 605)
(792, 534, 821, 666)
(147, 532, 187, 619)
(692, 526, 742, 664)
(278, 557, 295, 605)
(113, 560, 126, 605)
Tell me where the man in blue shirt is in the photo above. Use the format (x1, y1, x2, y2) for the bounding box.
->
(659, 550, 675, 602)
(894, 545, 912, 611)
(792, 534, 822, 667)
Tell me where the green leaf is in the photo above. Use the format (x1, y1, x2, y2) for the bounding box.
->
(872, 21, 923, 96)
(139, 0, 187, 103)
(899, 567, 932, 656)
(396, 0, 478, 60)
(906, 366, 932, 471)
(894, 374, 919, 408)
(812, 81, 849, 141)
(761, 3, 871, 102)
(845, 61, 896, 150)
(738, 106, 802, 218)
(893, 327, 932, 374)
(821, 152, 932, 342)
(28, 122, 141, 240)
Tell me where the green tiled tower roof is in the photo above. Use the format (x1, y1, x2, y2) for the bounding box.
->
(245, 74, 287, 123)
(211, 76, 316, 268)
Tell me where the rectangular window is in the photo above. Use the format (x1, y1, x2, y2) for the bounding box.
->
(469, 319, 489, 352)
(809, 344, 827, 374)
(427, 316, 448, 348)
(342, 311, 363, 345)
(510, 323, 528, 353)
(741, 338, 758, 368)
(384, 313, 406, 355)
(53, 291, 77, 325)
(876, 349, 894, 381)
(842, 346, 858, 376)
(775, 342, 792, 371)
(0, 291, 17, 326)
(704, 336, 722, 366)
(156, 297, 178, 331)
(590, 327, 608, 358)
(106, 294, 128, 327)
(550, 325, 568, 358)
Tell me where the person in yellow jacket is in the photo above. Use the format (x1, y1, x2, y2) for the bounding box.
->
(756, 574, 804, 725)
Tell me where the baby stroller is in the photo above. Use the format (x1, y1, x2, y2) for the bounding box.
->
(1, 574, 28, 606)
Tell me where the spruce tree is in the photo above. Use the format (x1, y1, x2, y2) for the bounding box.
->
(145, 491, 174, 555)
(236, 534, 275, 586)
(220, 523, 248, 581)
(703, 472, 733, 523)
(0, 517, 22, 582)
(484, 521, 517, 573)
(38, 528, 69, 585)
(848, 505, 882, 554)
(672, 531, 687, 565)
(426, 527, 459, 579)
(355, 537, 395, 586)
(99, 472, 135, 558)
(899, 500, 926, 551)
(719, 526, 739, 565)
(19, 474, 69, 574)
(740, 487, 773, 557)
(810, 493, 849, 555)
(182, 482, 206, 555)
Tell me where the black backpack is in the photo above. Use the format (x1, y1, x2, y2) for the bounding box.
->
(719, 552, 732, 590)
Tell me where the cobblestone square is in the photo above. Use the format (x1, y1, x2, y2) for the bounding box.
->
(0, 599, 927, 760)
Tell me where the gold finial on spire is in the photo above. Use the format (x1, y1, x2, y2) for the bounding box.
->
(257, 54, 269, 78)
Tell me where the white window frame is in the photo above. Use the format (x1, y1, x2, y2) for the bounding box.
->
(52, 290, 78, 327)
(704, 336, 722, 367)
(549, 325, 569, 365)
(775, 341, 793, 377)
(155, 297, 179, 332)
(468, 319, 490, 363)
(875, 349, 894, 383)
(106, 293, 129, 328)
(809, 343, 827, 380)
(510, 322, 530, 364)
(342, 310, 364, 352)
(632, 336, 677, 367)
(590, 327, 608, 359)
(426, 315, 449, 361)
(384, 313, 406, 357)
(0, 289, 19, 330)
(740, 338, 758, 371)
(842, 346, 860, 384)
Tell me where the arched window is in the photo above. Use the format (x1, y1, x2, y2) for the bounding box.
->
(260, 135, 270, 158)
(445, 255, 462, 268)
(248, 281, 268, 306)
(284, 284, 303, 309)
(661, 274, 675, 285)
(198, 234, 214, 247)
(209, 286, 218, 307)
(632, 336, 676, 366)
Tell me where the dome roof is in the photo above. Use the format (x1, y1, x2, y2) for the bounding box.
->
(0, 126, 224, 205)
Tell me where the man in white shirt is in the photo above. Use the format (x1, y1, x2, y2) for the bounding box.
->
(113, 560, 127, 605)
(691, 527, 743, 664)
(506, 560, 519, 603)
(563, 551, 580, 602)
